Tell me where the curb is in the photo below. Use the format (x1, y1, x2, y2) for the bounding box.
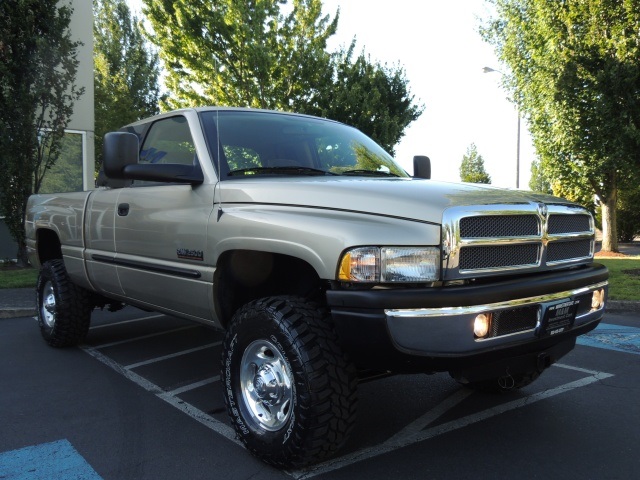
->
(0, 308, 36, 319)
(606, 300, 640, 314)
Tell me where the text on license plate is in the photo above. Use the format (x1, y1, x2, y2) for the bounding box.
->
(539, 299, 579, 337)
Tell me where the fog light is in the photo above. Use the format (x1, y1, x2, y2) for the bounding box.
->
(474, 313, 492, 338)
(591, 289, 605, 310)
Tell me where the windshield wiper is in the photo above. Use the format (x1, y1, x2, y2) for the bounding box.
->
(340, 169, 400, 177)
(228, 166, 337, 176)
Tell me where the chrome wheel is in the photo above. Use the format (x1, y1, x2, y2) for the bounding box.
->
(222, 296, 358, 467)
(240, 339, 293, 431)
(36, 260, 92, 347)
(41, 281, 56, 328)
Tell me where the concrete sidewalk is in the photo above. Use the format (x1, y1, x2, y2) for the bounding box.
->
(0, 288, 36, 319)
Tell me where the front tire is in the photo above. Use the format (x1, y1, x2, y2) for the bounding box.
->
(36, 259, 92, 347)
(221, 296, 357, 468)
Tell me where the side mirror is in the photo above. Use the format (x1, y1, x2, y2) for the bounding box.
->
(103, 131, 204, 185)
(413, 155, 431, 179)
(103, 132, 139, 179)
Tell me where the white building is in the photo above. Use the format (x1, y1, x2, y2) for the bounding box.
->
(60, 0, 95, 192)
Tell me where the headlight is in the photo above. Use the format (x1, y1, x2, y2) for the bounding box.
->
(338, 247, 440, 283)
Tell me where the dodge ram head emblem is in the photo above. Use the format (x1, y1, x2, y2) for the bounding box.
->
(537, 202, 548, 218)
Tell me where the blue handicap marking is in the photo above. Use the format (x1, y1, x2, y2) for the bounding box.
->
(0, 439, 102, 480)
(577, 322, 640, 355)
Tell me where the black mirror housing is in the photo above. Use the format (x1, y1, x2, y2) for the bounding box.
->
(413, 155, 431, 179)
(103, 132, 203, 185)
(103, 132, 139, 179)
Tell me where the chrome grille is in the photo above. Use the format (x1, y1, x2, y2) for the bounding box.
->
(548, 214, 591, 234)
(460, 215, 538, 238)
(442, 204, 594, 280)
(459, 244, 539, 270)
(547, 239, 592, 263)
(490, 305, 539, 338)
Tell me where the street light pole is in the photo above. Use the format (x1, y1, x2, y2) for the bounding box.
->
(483, 66, 521, 189)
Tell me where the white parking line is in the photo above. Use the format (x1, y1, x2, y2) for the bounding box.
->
(92, 325, 197, 349)
(554, 362, 603, 375)
(164, 376, 221, 396)
(89, 314, 165, 330)
(291, 368, 615, 479)
(79, 333, 615, 479)
(384, 388, 473, 446)
(124, 342, 222, 370)
(80, 345, 239, 445)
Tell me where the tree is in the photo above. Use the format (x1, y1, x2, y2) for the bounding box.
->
(306, 42, 424, 156)
(481, 0, 640, 252)
(0, 0, 83, 265)
(94, 0, 161, 172)
(460, 143, 491, 184)
(141, 0, 337, 111)
(140, 0, 423, 155)
(528, 160, 552, 194)
(616, 181, 640, 243)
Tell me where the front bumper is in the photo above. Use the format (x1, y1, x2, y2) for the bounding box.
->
(326, 264, 608, 373)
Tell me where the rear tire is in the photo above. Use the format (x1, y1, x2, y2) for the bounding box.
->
(36, 259, 92, 347)
(221, 296, 357, 468)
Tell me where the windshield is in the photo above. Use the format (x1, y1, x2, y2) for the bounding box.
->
(199, 110, 409, 178)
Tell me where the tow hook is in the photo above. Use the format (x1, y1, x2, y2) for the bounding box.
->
(537, 352, 552, 373)
(497, 372, 515, 390)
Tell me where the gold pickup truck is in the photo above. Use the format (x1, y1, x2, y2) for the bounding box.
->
(25, 107, 608, 468)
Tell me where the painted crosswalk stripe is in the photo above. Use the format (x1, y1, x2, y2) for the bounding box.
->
(0, 439, 102, 479)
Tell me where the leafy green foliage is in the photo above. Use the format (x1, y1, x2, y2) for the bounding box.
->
(481, 0, 640, 251)
(94, 0, 161, 172)
(141, 1, 422, 155)
(306, 42, 423, 156)
(528, 160, 552, 194)
(142, 0, 337, 111)
(460, 143, 491, 184)
(617, 185, 640, 242)
(0, 0, 83, 264)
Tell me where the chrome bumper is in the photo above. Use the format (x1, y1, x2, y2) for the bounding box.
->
(384, 281, 608, 355)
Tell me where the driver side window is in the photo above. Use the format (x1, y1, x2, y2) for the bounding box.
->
(140, 116, 196, 166)
(135, 115, 196, 186)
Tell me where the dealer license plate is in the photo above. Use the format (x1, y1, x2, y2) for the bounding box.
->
(538, 299, 579, 337)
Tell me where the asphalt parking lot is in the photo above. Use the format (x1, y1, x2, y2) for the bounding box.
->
(1, 306, 639, 480)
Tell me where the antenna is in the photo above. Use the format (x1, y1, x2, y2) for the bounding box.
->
(216, 106, 223, 221)
(215, 56, 223, 221)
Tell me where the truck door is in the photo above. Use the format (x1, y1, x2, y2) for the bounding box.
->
(85, 188, 125, 297)
(113, 115, 215, 321)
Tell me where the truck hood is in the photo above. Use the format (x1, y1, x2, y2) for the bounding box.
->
(218, 177, 574, 224)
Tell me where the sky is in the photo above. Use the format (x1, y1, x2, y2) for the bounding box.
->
(126, 0, 535, 188)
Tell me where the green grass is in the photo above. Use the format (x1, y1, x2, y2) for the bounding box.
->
(596, 256, 640, 301)
(2, 258, 640, 302)
(0, 266, 38, 289)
